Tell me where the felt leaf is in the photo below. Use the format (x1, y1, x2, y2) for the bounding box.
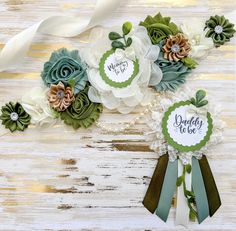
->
(126, 37, 132, 47)
(109, 32, 122, 40)
(181, 57, 198, 69)
(196, 90, 206, 103)
(112, 41, 125, 50)
(122, 21, 132, 35)
(186, 164, 192, 174)
(176, 176, 183, 186)
(197, 100, 209, 108)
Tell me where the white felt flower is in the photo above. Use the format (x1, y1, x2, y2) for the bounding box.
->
(21, 87, 57, 127)
(180, 20, 214, 59)
(80, 26, 162, 114)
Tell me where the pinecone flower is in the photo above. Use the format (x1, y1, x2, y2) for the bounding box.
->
(0, 102, 31, 132)
(48, 82, 75, 112)
(163, 33, 191, 62)
(204, 15, 236, 47)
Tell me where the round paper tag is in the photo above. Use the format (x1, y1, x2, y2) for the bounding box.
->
(162, 101, 213, 152)
(99, 49, 139, 88)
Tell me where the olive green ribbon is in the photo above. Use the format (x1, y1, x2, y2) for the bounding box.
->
(199, 155, 221, 216)
(155, 159, 178, 222)
(192, 157, 209, 223)
(142, 154, 168, 213)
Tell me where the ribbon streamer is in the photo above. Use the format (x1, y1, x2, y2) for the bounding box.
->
(143, 154, 168, 213)
(192, 157, 209, 223)
(199, 155, 221, 216)
(0, 0, 121, 71)
(155, 159, 178, 222)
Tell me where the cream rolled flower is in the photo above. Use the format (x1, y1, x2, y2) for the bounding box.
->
(21, 87, 57, 127)
(180, 20, 214, 59)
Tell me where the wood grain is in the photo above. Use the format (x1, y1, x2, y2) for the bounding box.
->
(0, 0, 236, 230)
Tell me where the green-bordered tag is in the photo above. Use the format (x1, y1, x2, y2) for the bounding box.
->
(99, 49, 139, 88)
(162, 100, 213, 152)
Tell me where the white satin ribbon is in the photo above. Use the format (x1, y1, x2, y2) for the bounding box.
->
(0, 0, 121, 71)
(186, 104, 208, 121)
(176, 159, 192, 227)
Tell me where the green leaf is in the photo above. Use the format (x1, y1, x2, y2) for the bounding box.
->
(190, 97, 196, 106)
(185, 164, 192, 174)
(111, 41, 125, 50)
(126, 37, 132, 47)
(197, 100, 208, 107)
(188, 197, 195, 203)
(186, 190, 195, 198)
(181, 57, 198, 69)
(68, 78, 76, 90)
(196, 90, 206, 103)
(109, 32, 122, 40)
(122, 21, 132, 35)
(189, 209, 196, 222)
(176, 176, 183, 186)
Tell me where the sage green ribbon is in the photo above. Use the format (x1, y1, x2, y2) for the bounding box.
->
(155, 159, 178, 222)
(192, 157, 209, 223)
(199, 155, 221, 216)
(143, 154, 168, 213)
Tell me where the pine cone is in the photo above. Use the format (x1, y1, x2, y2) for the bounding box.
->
(163, 33, 191, 62)
(48, 82, 75, 111)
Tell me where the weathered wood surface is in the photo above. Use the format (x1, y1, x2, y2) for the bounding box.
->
(0, 0, 235, 230)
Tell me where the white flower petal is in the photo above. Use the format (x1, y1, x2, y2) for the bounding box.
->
(88, 86, 102, 103)
(21, 87, 56, 127)
(149, 64, 163, 86)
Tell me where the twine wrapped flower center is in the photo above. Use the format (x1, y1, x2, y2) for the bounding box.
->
(163, 33, 191, 62)
(48, 82, 75, 112)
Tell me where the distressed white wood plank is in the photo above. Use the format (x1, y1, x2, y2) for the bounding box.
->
(0, 0, 236, 230)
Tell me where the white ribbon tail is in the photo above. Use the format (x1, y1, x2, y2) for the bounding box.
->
(0, 0, 121, 71)
(175, 159, 192, 227)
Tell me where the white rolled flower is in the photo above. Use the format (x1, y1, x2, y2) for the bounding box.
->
(180, 20, 214, 59)
(80, 26, 162, 114)
(21, 87, 56, 127)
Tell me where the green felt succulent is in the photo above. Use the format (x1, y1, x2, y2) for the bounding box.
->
(60, 87, 103, 129)
(0, 102, 31, 132)
(140, 12, 180, 44)
(205, 15, 236, 47)
(41, 48, 88, 94)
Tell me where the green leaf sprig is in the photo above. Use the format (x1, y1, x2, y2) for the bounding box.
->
(176, 163, 197, 222)
(190, 90, 208, 108)
(109, 22, 133, 50)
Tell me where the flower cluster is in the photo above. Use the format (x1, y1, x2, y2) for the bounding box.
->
(140, 13, 235, 92)
(0, 48, 103, 132)
(0, 14, 234, 132)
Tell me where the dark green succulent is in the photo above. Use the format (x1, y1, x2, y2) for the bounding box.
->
(205, 15, 236, 47)
(140, 12, 180, 44)
(0, 102, 31, 132)
(60, 87, 103, 129)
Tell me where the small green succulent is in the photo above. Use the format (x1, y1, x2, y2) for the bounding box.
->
(109, 21, 133, 50)
(205, 15, 236, 47)
(140, 12, 180, 44)
(0, 102, 31, 132)
(190, 90, 208, 108)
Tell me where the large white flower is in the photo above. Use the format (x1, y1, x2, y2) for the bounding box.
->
(21, 87, 56, 127)
(180, 20, 214, 59)
(80, 26, 162, 114)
